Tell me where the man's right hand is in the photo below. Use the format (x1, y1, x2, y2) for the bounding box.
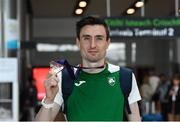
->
(35, 70, 62, 121)
(44, 71, 59, 103)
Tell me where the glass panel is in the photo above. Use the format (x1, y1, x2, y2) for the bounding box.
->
(0, 102, 12, 119)
(0, 83, 12, 99)
(0, 83, 12, 119)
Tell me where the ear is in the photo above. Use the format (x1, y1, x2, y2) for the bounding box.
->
(106, 38, 111, 49)
(76, 38, 80, 48)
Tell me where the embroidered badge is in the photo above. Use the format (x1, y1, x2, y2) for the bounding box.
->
(107, 77, 116, 86)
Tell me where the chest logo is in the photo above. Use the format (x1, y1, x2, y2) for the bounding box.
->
(107, 77, 116, 86)
(75, 80, 86, 86)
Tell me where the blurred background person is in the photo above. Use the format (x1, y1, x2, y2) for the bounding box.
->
(167, 74, 180, 121)
(148, 71, 160, 97)
(152, 73, 170, 120)
(140, 74, 154, 114)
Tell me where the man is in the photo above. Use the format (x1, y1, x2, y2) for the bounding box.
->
(153, 74, 170, 120)
(35, 16, 141, 121)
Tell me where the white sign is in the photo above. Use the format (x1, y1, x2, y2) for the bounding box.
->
(4, 19, 19, 49)
(0, 58, 18, 82)
(0, 58, 18, 121)
(5, 19, 18, 41)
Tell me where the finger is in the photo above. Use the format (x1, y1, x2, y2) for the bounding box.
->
(46, 70, 58, 79)
(50, 79, 58, 86)
(53, 75, 59, 82)
(50, 67, 61, 75)
(47, 73, 59, 82)
(48, 76, 59, 86)
(45, 75, 56, 86)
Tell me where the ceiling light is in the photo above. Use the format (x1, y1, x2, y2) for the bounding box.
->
(135, 1, 144, 8)
(127, 8, 135, 14)
(75, 8, 83, 15)
(79, 1, 87, 7)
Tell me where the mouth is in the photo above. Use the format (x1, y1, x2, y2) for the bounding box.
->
(88, 50, 98, 55)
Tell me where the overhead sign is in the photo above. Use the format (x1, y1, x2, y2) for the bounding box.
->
(105, 17, 180, 38)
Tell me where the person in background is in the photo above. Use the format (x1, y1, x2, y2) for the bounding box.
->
(148, 72, 160, 96)
(167, 74, 180, 121)
(140, 74, 154, 114)
(153, 73, 170, 120)
(141, 74, 153, 102)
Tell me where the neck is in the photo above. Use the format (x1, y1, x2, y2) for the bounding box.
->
(81, 59, 106, 73)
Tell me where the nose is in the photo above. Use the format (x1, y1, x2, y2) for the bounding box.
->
(90, 38, 96, 48)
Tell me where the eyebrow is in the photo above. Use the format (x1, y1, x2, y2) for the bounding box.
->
(81, 34, 105, 38)
(95, 35, 105, 38)
(81, 34, 91, 38)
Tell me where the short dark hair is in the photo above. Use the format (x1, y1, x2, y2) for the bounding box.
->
(76, 16, 110, 40)
(172, 74, 180, 81)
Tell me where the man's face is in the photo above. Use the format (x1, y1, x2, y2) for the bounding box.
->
(173, 79, 179, 86)
(76, 25, 110, 63)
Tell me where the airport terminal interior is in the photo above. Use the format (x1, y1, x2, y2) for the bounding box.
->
(0, 0, 180, 121)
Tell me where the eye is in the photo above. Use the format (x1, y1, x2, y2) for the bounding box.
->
(96, 37, 104, 41)
(84, 37, 90, 40)
(83, 36, 91, 41)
